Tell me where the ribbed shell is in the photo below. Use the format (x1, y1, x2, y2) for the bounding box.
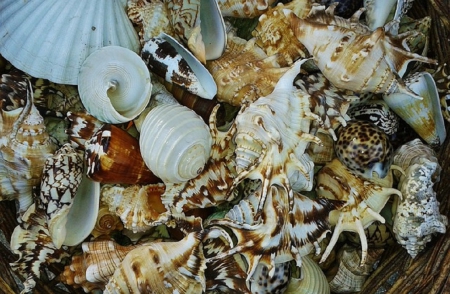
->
(0, 0, 140, 85)
(139, 103, 212, 183)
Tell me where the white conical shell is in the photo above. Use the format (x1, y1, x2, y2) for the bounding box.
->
(383, 71, 447, 146)
(78, 46, 152, 124)
(63, 175, 101, 246)
(139, 103, 212, 183)
(0, 0, 140, 85)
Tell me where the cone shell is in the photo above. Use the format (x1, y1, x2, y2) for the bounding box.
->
(104, 232, 207, 294)
(0, 0, 140, 85)
(139, 103, 212, 183)
(78, 46, 152, 124)
(85, 124, 161, 185)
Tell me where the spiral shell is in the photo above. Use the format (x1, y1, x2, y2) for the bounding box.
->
(139, 103, 212, 183)
(91, 204, 124, 238)
(285, 256, 330, 294)
(78, 46, 152, 124)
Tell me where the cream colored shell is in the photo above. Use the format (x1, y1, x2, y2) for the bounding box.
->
(78, 46, 152, 124)
(139, 103, 212, 183)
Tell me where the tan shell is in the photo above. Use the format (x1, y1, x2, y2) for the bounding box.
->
(104, 232, 207, 293)
(101, 183, 167, 233)
(91, 204, 124, 238)
(316, 158, 402, 265)
(285, 256, 330, 294)
(217, 0, 277, 17)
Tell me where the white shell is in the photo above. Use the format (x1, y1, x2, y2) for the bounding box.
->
(139, 103, 212, 183)
(363, 0, 397, 30)
(0, 0, 140, 85)
(78, 46, 152, 124)
(383, 71, 447, 146)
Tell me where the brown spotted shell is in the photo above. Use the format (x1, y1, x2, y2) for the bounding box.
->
(334, 120, 394, 180)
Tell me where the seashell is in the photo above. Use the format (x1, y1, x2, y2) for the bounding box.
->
(428, 63, 450, 122)
(347, 99, 400, 136)
(91, 204, 124, 238)
(38, 144, 83, 248)
(363, 0, 398, 30)
(208, 184, 342, 280)
(393, 155, 447, 258)
(217, 0, 277, 18)
(43, 117, 70, 147)
(249, 262, 292, 294)
(78, 46, 152, 124)
(139, 103, 212, 183)
(206, 32, 290, 106)
(334, 120, 394, 180)
(10, 203, 70, 294)
(398, 16, 431, 56)
(101, 183, 167, 233)
(0, 80, 58, 216)
(306, 131, 336, 165)
(316, 158, 402, 265)
(127, 0, 175, 45)
(104, 231, 207, 293)
(383, 71, 447, 146)
(285, 256, 330, 294)
(166, 0, 227, 63)
(251, 1, 310, 67)
(0, 0, 140, 85)
(85, 124, 161, 185)
(320, 0, 363, 18)
(232, 59, 321, 209)
(284, 5, 437, 98)
(60, 240, 139, 292)
(294, 71, 357, 140)
(329, 246, 384, 293)
(141, 33, 217, 99)
(0, 71, 28, 111)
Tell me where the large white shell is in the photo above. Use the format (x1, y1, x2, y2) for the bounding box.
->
(0, 0, 140, 85)
(139, 103, 212, 183)
(78, 46, 152, 124)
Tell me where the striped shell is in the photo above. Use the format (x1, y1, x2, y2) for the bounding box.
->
(139, 103, 212, 183)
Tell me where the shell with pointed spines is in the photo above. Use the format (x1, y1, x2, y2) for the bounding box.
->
(217, 0, 277, 18)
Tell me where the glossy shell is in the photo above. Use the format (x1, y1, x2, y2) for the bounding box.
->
(139, 103, 212, 183)
(0, 0, 139, 85)
(78, 46, 152, 124)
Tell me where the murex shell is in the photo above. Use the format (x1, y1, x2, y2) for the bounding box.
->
(0, 0, 140, 85)
(139, 103, 212, 183)
(284, 4, 437, 98)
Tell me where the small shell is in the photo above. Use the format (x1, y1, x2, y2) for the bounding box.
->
(66, 111, 104, 151)
(78, 46, 152, 124)
(139, 103, 212, 183)
(85, 124, 161, 185)
(248, 262, 291, 294)
(38, 144, 83, 248)
(217, 0, 277, 17)
(10, 203, 70, 294)
(285, 6, 437, 97)
(383, 71, 447, 146)
(104, 232, 207, 294)
(334, 120, 394, 180)
(316, 158, 402, 265)
(90, 204, 124, 238)
(285, 256, 330, 294)
(0, 0, 139, 85)
(101, 183, 167, 233)
(141, 33, 217, 99)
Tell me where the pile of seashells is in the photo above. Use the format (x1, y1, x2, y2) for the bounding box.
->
(0, 0, 449, 293)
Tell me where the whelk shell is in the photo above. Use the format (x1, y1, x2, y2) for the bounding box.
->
(0, 0, 139, 85)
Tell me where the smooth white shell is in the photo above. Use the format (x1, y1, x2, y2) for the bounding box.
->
(0, 0, 140, 85)
(139, 103, 212, 183)
(78, 46, 152, 124)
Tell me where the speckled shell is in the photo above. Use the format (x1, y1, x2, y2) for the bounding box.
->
(38, 144, 83, 248)
(383, 71, 447, 146)
(232, 59, 321, 208)
(285, 5, 437, 97)
(141, 33, 217, 99)
(334, 120, 394, 180)
(101, 183, 167, 233)
(10, 204, 70, 293)
(393, 152, 447, 258)
(0, 80, 58, 216)
(139, 103, 212, 183)
(0, 0, 140, 85)
(329, 246, 384, 293)
(78, 46, 152, 124)
(217, 0, 277, 17)
(104, 232, 207, 294)
(206, 32, 290, 106)
(85, 124, 161, 185)
(316, 158, 402, 265)
(248, 262, 291, 294)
